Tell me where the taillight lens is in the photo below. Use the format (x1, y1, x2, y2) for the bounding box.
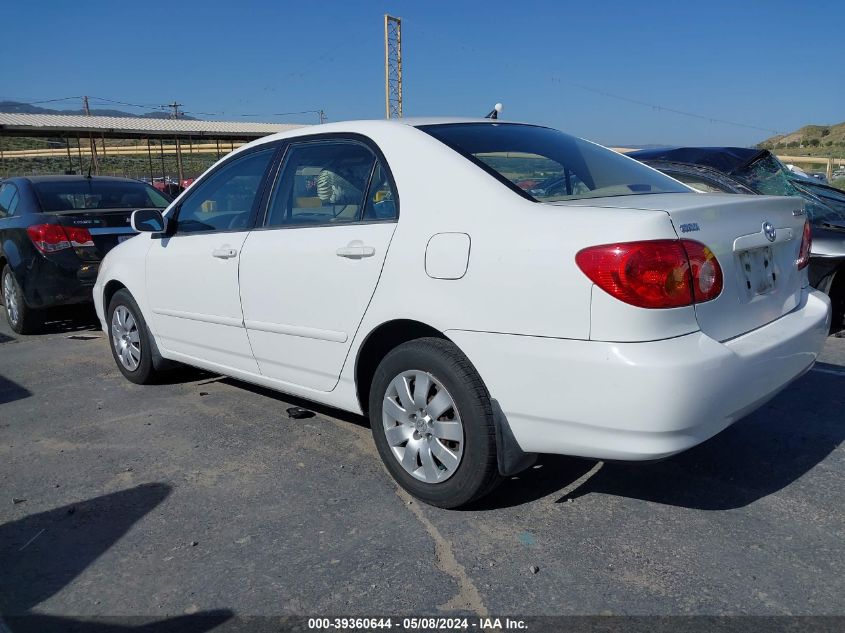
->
(64, 226, 94, 248)
(26, 224, 93, 253)
(575, 239, 723, 309)
(27, 224, 71, 253)
(681, 240, 723, 302)
(797, 221, 811, 270)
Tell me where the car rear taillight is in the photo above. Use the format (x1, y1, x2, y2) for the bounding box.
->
(681, 240, 723, 302)
(26, 224, 93, 253)
(575, 239, 723, 309)
(64, 226, 95, 248)
(797, 221, 811, 270)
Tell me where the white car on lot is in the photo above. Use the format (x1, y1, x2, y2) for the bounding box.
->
(94, 119, 831, 508)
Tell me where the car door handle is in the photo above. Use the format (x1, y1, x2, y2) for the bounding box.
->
(336, 241, 376, 259)
(212, 247, 238, 259)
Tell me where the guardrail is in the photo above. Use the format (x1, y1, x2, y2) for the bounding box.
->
(775, 155, 845, 179)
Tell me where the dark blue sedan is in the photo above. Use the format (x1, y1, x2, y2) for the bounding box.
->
(0, 176, 170, 333)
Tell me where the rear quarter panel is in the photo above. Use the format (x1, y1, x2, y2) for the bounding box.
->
(348, 124, 681, 344)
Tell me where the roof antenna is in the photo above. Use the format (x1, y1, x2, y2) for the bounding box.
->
(485, 103, 503, 119)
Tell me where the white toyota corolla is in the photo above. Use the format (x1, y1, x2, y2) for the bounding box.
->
(94, 119, 831, 508)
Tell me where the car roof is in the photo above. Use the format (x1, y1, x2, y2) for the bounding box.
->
(246, 117, 536, 145)
(627, 146, 768, 174)
(20, 175, 147, 184)
(227, 117, 550, 160)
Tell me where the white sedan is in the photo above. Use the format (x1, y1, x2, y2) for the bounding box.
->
(93, 119, 830, 508)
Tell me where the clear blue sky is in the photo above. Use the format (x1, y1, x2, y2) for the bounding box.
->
(3, 0, 843, 147)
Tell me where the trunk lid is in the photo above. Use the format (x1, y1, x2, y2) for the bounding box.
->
(559, 193, 808, 341)
(49, 208, 138, 258)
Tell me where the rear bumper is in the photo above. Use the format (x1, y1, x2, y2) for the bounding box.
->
(21, 257, 100, 309)
(447, 288, 831, 461)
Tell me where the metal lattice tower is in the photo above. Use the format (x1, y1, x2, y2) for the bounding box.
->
(384, 14, 402, 118)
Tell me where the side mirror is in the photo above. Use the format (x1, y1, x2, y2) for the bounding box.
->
(131, 208, 167, 233)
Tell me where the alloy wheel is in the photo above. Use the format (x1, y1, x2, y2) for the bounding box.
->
(382, 370, 464, 483)
(3, 272, 19, 326)
(111, 305, 141, 371)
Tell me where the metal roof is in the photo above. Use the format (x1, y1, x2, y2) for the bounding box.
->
(0, 112, 307, 140)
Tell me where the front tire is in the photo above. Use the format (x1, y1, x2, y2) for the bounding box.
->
(107, 289, 160, 384)
(369, 337, 500, 509)
(2, 265, 41, 334)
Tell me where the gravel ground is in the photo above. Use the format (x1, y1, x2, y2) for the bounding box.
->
(0, 306, 843, 631)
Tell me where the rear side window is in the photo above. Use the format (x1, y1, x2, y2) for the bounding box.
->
(363, 162, 397, 221)
(33, 180, 169, 211)
(419, 123, 690, 202)
(0, 183, 19, 217)
(265, 141, 379, 227)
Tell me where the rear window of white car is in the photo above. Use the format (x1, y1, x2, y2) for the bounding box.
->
(419, 123, 690, 202)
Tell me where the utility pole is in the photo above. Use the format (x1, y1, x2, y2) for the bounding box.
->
(82, 96, 99, 174)
(319, 109, 326, 125)
(166, 101, 185, 186)
(384, 15, 403, 118)
(166, 101, 183, 119)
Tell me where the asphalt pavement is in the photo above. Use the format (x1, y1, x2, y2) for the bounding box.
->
(0, 306, 843, 630)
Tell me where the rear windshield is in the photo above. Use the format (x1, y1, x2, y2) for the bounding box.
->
(33, 180, 170, 212)
(418, 123, 690, 202)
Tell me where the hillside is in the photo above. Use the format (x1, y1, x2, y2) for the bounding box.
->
(0, 100, 196, 120)
(759, 122, 845, 156)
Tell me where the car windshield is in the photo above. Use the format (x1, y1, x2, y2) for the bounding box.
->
(736, 154, 845, 223)
(790, 179, 845, 223)
(33, 179, 171, 212)
(418, 123, 690, 202)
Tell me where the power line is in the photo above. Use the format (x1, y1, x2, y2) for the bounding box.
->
(568, 83, 780, 135)
(1, 95, 323, 122)
(0, 96, 83, 105)
(87, 96, 168, 111)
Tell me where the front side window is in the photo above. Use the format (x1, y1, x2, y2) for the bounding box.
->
(419, 123, 690, 202)
(176, 148, 275, 234)
(265, 142, 376, 227)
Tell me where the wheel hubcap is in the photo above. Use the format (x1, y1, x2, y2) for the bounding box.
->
(382, 370, 464, 483)
(3, 273, 19, 326)
(111, 305, 141, 371)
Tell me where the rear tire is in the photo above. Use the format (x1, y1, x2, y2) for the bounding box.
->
(2, 265, 41, 334)
(107, 289, 161, 384)
(369, 337, 501, 509)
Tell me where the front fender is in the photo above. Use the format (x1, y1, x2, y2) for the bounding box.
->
(93, 235, 154, 333)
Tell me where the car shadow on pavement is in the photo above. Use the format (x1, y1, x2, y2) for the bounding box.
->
(0, 374, 32, 404)
(464, 456, 600, 511)
(218, 377, 372, 429)
(0, 483, 233, 633)
(38, 305, 102, 335)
